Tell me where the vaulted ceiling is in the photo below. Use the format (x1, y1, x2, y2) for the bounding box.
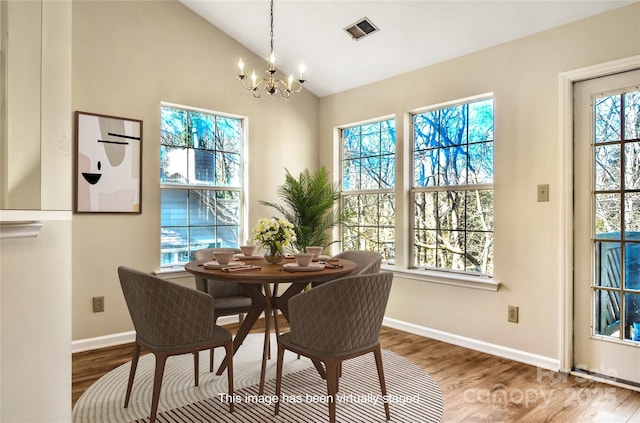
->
(180, 0, 636, 97)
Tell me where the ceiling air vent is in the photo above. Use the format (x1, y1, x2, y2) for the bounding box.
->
(344, 17, 379, 41)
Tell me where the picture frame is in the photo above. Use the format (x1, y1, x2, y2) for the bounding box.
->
(74, 111, 143, 213)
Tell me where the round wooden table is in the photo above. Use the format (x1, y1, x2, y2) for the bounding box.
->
(184, 257, 356, 393)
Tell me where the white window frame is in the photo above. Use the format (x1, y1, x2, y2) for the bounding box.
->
(409, 95, 495, 277)
(338, 116, 396, 263)
(332, 95, 499, 291)
(157, 102, 248, 273)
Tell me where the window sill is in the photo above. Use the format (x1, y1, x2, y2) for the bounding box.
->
(153, 266, 191, 279)
(381, 264, 500, 291)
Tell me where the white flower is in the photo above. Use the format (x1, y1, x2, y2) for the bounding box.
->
(252, 217, 297, 253)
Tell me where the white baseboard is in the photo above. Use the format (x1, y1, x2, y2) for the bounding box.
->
(73, 315, 559, 372)
(72, 330, 136, 353)
(71, 315, 239, 353)
(383, 317, 560, 371)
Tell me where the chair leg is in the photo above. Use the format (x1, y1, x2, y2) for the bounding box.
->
(210, 347, 215, 373)
(149, 352, 169, 423)
(325, 359, 339, 423)
(124, 343, 141, 408)
(224, 341, 235, 413)
(193, 352, 199, 387)
(274, 344, 285, 416)
(373, 346, 391, 421)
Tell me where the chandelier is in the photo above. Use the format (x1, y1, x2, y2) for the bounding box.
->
(236, 0, 306, 100)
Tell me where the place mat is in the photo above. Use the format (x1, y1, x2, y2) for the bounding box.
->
(283, 263, 325, 272)
(204, 261, 245, 270)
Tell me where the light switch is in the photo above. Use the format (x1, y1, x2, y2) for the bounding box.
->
(537, 184, 549, 202)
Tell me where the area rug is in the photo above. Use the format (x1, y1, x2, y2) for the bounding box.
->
(73, 334, 444, 423)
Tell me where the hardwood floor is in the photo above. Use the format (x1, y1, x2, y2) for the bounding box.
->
(73, 318, 640, 422)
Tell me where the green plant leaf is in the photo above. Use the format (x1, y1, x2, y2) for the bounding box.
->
(259, 166, 347, 252)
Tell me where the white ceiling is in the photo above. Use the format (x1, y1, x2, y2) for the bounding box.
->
(180, 0, 636, 98)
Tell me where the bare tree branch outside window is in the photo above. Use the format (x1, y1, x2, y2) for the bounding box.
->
(592, 89, 640, 342)
(412, 98, 494, 275)
(340, 119, 396, 263)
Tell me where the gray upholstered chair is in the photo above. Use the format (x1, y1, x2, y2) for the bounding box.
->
(332, 250, 382, 275)
(118, 266, 234, 423)
(275, 271, 393, 423)
(194, 247, 253, 369)
(312, 250, 382, 288)
(193, 248, 252, 323)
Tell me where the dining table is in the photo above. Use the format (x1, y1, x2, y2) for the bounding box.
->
(184, 255, 357, 394)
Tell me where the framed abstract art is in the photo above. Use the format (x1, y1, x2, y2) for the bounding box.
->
(75, 111, 143, 213)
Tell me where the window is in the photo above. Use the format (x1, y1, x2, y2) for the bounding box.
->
(340, 119, 396, 263)
(591, 89, 640, 341)
(411, 98, 494, 275)
(160, 105, 244, 267)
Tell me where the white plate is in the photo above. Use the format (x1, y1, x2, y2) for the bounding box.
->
(204, 261, 245, 269)
(234, 254, 264, 260)
(313, 255, 332, 262)
(283, 263, 325, 272)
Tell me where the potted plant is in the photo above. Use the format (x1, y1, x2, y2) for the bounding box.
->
(260, 167, 346, 253)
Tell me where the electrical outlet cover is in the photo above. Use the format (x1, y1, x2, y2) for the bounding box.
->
(92, 296, 104, 313)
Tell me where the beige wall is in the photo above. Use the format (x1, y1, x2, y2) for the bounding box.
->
(71, 0, 318, 340)
(319, 3, 640, 360)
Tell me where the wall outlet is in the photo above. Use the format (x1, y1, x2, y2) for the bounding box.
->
(508, 305, 519, 323)
(92, 296, 104, 313)
(537, 184, 549, 202)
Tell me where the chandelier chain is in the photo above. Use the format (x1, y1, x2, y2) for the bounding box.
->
(269, 0, 274, 56)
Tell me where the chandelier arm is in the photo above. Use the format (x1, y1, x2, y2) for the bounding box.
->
(274, 79, 291, 100)
(238, 76, 253, 91)
(238, 75, 268, 93)
(278, 90, 290, 100)
(289, 80, 304, 94)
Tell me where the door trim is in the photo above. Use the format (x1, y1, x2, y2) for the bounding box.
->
(559, 55, 640, 373)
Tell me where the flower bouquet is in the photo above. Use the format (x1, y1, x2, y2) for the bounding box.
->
(252, 217, 297, 264)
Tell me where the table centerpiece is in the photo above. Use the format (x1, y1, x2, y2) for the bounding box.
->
(252, 217, 297, 264)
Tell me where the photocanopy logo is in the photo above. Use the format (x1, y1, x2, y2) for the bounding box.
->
(462, 365, 620, 411)
(463, 383, 554, 410)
